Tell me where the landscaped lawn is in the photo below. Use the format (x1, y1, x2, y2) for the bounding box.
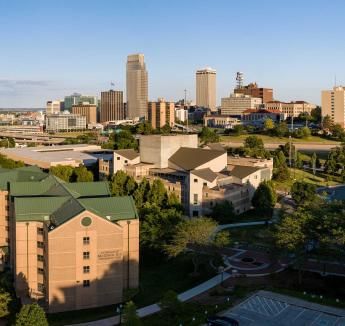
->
(47, 254, 215, 325)
(273, 168, 341, 192)
(220, 134, 340, 144)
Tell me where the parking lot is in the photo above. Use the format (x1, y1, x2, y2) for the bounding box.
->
(223, 291, 345, 325)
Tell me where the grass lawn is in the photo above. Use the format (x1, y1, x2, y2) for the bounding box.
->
(273, 168, 342, 192)
(224, 225, 275, 248)
(220, 134, 340, 144)
(47, 254, 215, 326)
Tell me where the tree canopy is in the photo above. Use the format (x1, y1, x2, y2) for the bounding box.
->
(15, 303, 48, 326)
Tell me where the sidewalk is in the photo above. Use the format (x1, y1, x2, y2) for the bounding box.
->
(68, 272, 231, 326)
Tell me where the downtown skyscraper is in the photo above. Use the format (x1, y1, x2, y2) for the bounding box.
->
(126, 54, 148, 120)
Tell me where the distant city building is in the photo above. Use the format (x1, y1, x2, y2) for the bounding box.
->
(175, 107, 188, 122)
(72, 103, 97, 125)
(126, 54, 148, 120)
(204, 115, 240, 129)
(46, 100, 64, 115)
(45, 113, 86, 132)
(234, 82, 273, 103)
(64, 93, 98, 111)
(196, 67, 216, 111)
(264, 101, 316, 118)
(221, 93, 262, 116)
(321, 86, 345, 127)
(148, 99, 175, 129)
(0, 167, 139, 313)
(100, 90, 125, 123)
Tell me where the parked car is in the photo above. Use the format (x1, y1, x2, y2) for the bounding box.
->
(206, 315, 239, 326)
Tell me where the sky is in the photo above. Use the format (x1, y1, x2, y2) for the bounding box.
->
(1, 0, 345, 108)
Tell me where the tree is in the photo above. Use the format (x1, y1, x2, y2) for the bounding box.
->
(252, 181, 277, 214)
(272, 122, 289, 137)
(264, 118, 275, 131)
(0, 291, 11, 318)
(211, 201, 235, 224)
(147, 179, 168, 207)
(291, 181, 316, 206)
(122, 301, 141, 326)
(110, 171, 137, 196)
(160, 290, 181, 316)
(72, 165, 94, 182)
(244, 135, 264, 149)
(15, 303, 48, 326)
(140, 205, 183, 250)
(49, 165, 74, 182)
(165, 218, 229, 275)
(199, 127, 220, 144)
(113, 130, 138, 150)
(322, 115, 333, 129)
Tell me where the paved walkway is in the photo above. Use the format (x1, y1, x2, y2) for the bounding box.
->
(68, 272, 232, 326)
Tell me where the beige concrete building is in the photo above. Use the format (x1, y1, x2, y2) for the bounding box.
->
(264, 101, 316, 118)
(8, 175, 139, 313)
(46, 101, 63, 115)
(221, 93, 262, 116)
(126, 54, 148, 120)
(321, 86, 345, 127)
(100, 90, 125, 123)
(72, 103, 97, 125)
(148, 99, 175, 129)
(196, 67, 216, 111)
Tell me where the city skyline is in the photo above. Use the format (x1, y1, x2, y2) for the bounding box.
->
(2, 0, 345, 107)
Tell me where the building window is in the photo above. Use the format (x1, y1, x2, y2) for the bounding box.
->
(193, 194, 198, 204)
(83, 280, 90, 287)
(37, 268, 44, 274)
(194, 179, 198, 183)
(83, 266, 90, 274)
(37, 241, 44, 248)
(37, 227, 44, 235)
(83, 237, 90, 245)
(83, 252, 90, 260)
(38, 283, 44, 292)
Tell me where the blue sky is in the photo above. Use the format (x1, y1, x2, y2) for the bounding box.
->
(1, 0, 345, 107)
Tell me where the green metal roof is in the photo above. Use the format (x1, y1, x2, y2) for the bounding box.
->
(14, 197, 70, 221)
(79, 196, 138, 221)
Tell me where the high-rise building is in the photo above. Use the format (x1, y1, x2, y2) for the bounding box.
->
(46, 100, 63, 115)
(321, 86, 345, 127)
(126, 54, 148, 120)
(234, 82, 273, 103)
(64, 93, 98, 111)
(196, 67, 216, 111)
(148, 99, 175, 129)
(220, 93, 262, 116)
(72, 103, 97, 125)
(100, 90, 125, 123)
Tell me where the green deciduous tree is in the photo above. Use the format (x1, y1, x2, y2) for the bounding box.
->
(15, 303, 48, 326)
(199, 127, 220, 144)
(165, 217, 229, 275)
(122, 301, 141, 326)
(252, 180, 277, 214)
(72, 165, 94, 182)
(50, 165, 74, 182)
(264, 118, 275, 131)
(210, 201, 235, 224)
(291, 181, 316, 206)
(0, 291, 11, 318)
